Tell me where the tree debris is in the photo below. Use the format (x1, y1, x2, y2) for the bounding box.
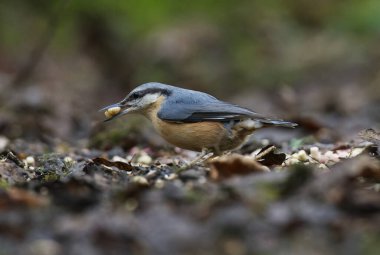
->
(92, 157, 134, 171)
(210, 154, 269, 181)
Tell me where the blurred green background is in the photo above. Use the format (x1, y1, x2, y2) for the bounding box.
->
(0, 0, 379, 143)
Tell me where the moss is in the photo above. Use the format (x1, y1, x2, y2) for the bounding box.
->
(89, 117, 149, 150)
(34, 154, 72, 182)
(0, 178, 10, 189)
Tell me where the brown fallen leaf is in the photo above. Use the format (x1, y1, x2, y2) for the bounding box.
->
(209, 154, 269, 181)
(92, 157, 133, 171)
(255, 145, 286, 167)
(0, 188, 48, 210)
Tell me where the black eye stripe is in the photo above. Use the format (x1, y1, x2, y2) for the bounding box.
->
(131, 93, 139, 99)
(127, 88, 171, 101)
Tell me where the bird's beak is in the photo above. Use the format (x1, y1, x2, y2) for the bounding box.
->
(99, 101, 135, 122)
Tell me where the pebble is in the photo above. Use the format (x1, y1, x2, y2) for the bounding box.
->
(279, 145, 367, 167)
(64, 156, 74, 164)
(155, 179, 165, 189)
(112, 155, 128, 163)
(165, 173, 177, 180)
(131, 176, 149, 185)
(146, 170, 158, 178)
(324, 151, 339, 162)
(310, 147, 321, 160)
(25, 156, 36, 167)
(286, 158, 300, 165)
(335, 149, 350, 158)
(137, 153, 152, 165)
(0, 136, 9, 151)
(296, 150, 308, 161)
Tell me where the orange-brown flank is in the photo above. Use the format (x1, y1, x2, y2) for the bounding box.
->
(154, 120, 226, 152)
(143, 96, 252, 152)
(141, 96, 224, 151)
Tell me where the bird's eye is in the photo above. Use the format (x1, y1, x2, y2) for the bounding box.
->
(130, 93, 139, 100)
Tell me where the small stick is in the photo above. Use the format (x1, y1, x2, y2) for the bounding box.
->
(255, 146, 276, 160)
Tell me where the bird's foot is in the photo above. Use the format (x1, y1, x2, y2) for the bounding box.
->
(175, 149, 214, 173)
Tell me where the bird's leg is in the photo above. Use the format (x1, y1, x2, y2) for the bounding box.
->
(176, 148, 214, 173)
(188, 148, 214, 166)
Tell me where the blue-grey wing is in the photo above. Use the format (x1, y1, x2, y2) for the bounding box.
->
(157, 95, 262, 123)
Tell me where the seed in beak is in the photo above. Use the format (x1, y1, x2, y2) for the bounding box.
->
(104, 106, 121, 118)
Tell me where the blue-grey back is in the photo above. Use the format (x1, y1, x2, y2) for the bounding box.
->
(146, 82, 261, 122)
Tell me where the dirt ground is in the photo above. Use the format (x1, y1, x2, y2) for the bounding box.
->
(1, 70, 379, 255)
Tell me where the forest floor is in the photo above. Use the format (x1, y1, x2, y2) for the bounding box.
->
(0, 80, 379, 255)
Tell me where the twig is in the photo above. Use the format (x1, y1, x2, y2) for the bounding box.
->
(255, 145, 275, 160)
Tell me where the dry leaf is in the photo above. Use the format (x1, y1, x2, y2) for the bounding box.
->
(255, 145, 286, 166)
(92, 157, 133, 171)
(0, 188, 48, 209)
(210, 154, 269, 181)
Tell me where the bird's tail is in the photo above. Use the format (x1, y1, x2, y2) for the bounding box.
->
(259, 119, 298, 128)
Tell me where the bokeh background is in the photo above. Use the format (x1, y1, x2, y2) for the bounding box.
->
(1, 2, 380, 255)
(0, 0, 379, 147)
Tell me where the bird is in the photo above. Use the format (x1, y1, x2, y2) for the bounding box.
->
(101, 82, 297, 158)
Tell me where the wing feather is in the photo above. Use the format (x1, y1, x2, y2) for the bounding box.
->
(158, 95, 262, 123)
(156, 90, 297, 128)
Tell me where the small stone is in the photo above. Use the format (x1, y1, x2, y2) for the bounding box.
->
(112, 155, 128, 163)
(335, 149, 350, 158)
(297, 150, 308, 161)
(310, 147, 321, 160)
(324, 151, 340, 162)
(64, 156, 74, 164)
(165, 173, 177, 180)
(131, 176, 149, 185)
(137, 154, 152, 165)
(25, 156, 35, 167)
(146, 170, 158, 178)
(288, 158, 300, 165)
(155, 179, 165, 189)
(0, 136, 9, 151)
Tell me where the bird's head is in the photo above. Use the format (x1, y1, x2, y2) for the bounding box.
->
(100, 82, 173, 121)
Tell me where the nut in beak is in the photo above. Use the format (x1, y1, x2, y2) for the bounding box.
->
(104, 106, 121, 118)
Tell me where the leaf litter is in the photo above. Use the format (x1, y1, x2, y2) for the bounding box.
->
(0, 80, 379, 254)
(0, 128, 379, 255)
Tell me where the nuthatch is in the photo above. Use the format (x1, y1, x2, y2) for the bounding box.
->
(101, 82, 297, 155)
